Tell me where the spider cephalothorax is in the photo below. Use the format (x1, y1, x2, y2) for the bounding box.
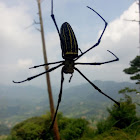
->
(13, 0, 120, 129)
(63, 59, 74, 74)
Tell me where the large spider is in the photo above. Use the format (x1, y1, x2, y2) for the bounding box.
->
(13, 0, 120, 128)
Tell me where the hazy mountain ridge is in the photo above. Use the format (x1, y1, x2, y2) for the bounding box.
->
(0, 80, 138, 130)
(60, 80, 138, 118)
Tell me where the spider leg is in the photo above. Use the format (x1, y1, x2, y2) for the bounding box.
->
(75, 50, 119, 65)
(51, 0, 64, 58)
(51, 0, 61, 38)
(78, 48, 83, 54)
(29, 60, 64, 69)
(74, 67, 120, 106)
(75, 6, 108, 61)
(13, 63, 63, 83)
(50, 67, 64, 129)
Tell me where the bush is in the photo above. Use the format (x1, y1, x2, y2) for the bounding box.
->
(107, 95, 138, 129)
(96, 95, 139, 134)
(96, 119, 112, 134)
(10, 113, 89, 140)
(60, 118, 88, 140)
(11, 114, 53, 140)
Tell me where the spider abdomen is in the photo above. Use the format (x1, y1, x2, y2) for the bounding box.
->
(60, 22, 78, 59)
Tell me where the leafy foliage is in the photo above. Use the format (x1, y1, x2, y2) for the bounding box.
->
(60, 118, 88, 140)
(11, 116, 49, 140)
(0, 81, 137, 130)
(107, 95, 138, 129)
(10, 113, 89, 140)
(123, 56, 140, 84)
(119, 87, 138, 94)
(3, 94, 140, 140)
(96, 95, 139, 134)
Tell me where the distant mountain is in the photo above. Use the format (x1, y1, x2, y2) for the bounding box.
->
(58, 80, 138, 118)
(0, 81, 139, 130)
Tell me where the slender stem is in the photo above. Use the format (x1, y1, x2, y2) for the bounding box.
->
(37, 1, 60, 139)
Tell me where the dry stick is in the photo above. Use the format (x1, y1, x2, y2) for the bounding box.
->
(37, 0, 60, 139)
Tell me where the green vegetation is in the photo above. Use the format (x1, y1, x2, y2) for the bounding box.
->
(89, 94, 140, 140)
(9, 113, 89, 140)
(2, 94, 139, 140)
(122, 55, 140, 95)
(93, 97, 140, 140)
(123, 56, 140, 85)
(1, 56, 140, 139)
(0, 80, 138, 130)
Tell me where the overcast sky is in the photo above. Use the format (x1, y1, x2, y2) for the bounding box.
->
(0, 0, 139, 90)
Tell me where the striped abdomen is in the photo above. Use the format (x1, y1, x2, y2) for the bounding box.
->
(60, 22, 78, 59)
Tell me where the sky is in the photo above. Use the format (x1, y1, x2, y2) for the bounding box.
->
(0, 0, 139, 90)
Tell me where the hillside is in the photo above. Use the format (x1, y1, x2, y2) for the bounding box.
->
(0, 80, 139, 132)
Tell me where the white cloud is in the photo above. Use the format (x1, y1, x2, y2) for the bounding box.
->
(102, 2, 138, 61)
(0, 2, 39, 85)
(86, 2, 138, 60)
(0, 1, 138, 88)
(0, 1, 61, 87)
(17, 59, 33, 69)
(73, 2, 139, 85)
(0, 2, 34, 48)
(45, 32, 61, 61)
(104, 2, 138, 44)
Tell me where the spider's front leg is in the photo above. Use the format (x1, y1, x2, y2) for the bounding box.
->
(75, 6, 108, 61)
(50, 0, 61, 39)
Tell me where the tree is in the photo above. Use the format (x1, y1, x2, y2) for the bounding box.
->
(123, 56, 140, 85)
(121, 56, 140, 95)
(96, 94, 138, 134)
(107, 95, 138, 129)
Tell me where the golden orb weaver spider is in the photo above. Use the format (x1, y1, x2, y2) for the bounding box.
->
(13, 0, 120, 129)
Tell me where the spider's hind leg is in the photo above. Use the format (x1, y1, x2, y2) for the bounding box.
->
(74, 67, 120, 106)
(50, 67, 65, 129)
